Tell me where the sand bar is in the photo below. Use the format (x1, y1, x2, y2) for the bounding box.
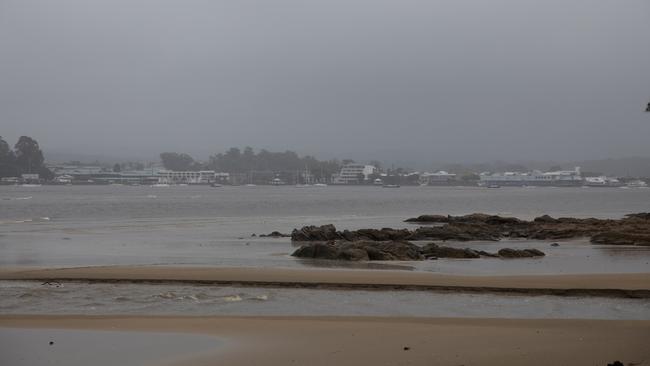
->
(1, 266, 649, 297)
(1, 315, 649, 366)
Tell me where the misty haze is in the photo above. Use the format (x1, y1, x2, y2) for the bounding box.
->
(1, 1, 649, 366)
(1, 0, 650, 167)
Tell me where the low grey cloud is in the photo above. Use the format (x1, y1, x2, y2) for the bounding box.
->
(1, 0, 649, 165)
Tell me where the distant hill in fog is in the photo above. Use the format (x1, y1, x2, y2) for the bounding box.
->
(564, 157, 650, 177)
(45, 150, 157, 166)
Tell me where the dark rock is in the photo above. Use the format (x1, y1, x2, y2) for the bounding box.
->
(291, 240, 423, 261)
(484, 215, 522, 225)
(526, 248, 546, 256)
(534, 214, 557, 224)
(291, 224, 341, 241)
(421, 243, 482, 259)
(527, 226, 591, 240)
(354, 228, 412, 241)
(338, 247, 369, 261)
(625, 212, 650, 220)
(607, 362, 623, 366)
(339, 230, 358, 241)
(404, 215, 450, 223)
(410, 223, 502, 242)
(590, 231, 650, 246)
(292, 225, 413, 242)
(477, 250, 499, 257)
(260, 231, 290, 238)
(498, 248, 546, 258)
(550, 242, 560, 247)
(292, 213, 650, 247)
(453, 213, 493, 223)
(49, 341, 54, 345)
(364, 241, 423, 260)
(291, 242, 340, 259)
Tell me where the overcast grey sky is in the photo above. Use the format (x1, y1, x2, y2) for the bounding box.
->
(1, 0, 649, 165)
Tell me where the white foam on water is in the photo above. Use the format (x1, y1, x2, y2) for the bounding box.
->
(223, 295, 243, 302)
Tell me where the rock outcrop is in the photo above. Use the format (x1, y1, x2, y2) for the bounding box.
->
(291, 225, 413, 242)
(290, 213, 650, 250)
(409, 223, 502, 241)
(292, 241, 545, 261)
(259, 231, 291, 238)
(291, 240, 423, 261)
(291, 224, 341, 241)
(404, 215, 450, 223)
(420, 243, 481, 259)
(590, 232, 650, 246)
(497, 248, 546, 258)
(404, 213, 650, 245)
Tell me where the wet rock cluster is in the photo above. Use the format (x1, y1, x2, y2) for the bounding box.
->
(292, 213, 650, 246)
(291, 241, 545, 261)
(292, 241, 424, 261)
(288, 212, 650, 262)
(291, 240, 424, 261)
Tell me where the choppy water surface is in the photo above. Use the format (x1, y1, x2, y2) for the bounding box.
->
(0, 185, 649, 274)
(1, 281, 648, 320)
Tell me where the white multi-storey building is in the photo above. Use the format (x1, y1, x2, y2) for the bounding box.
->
(332, 164, 377, 184)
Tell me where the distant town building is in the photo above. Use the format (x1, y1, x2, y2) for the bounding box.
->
(21, 173, 40, 181)
(332, 164, 377, 184)
(48, 164, 162, 185)
(50, 165, 105, 176)
(584, 176, 623, 187)
(479, 167, 583, 187)
(419, 171, 457, 185)
(158, 170, 223, 184)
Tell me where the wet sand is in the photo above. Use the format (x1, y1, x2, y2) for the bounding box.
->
(1, 266, 649, 297)
(0, 327, 219, 366)
(2, 267, 649, 364)
(1, 315, 649, 366)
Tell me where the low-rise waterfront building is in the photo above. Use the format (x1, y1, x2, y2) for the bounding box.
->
(419, 171, 457, 185)
(158, 170, 223, 184)
(584, 176, 623, 187)
(479, 167, 583, 187)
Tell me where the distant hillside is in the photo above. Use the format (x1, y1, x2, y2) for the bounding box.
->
(566, 157, 650, 177)
(44, 150, 156, 165)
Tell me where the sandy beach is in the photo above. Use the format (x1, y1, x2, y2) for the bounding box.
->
(3, 265, 648, 364)
(1, 315, 649, 366)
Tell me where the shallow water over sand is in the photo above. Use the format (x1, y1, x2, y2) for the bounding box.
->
(1, 281, 648, 320)
(1, 185, 650, 274)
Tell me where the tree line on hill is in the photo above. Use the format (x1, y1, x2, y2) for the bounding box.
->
(160, 147, 344, 181)
(0, 136, 53, 179)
